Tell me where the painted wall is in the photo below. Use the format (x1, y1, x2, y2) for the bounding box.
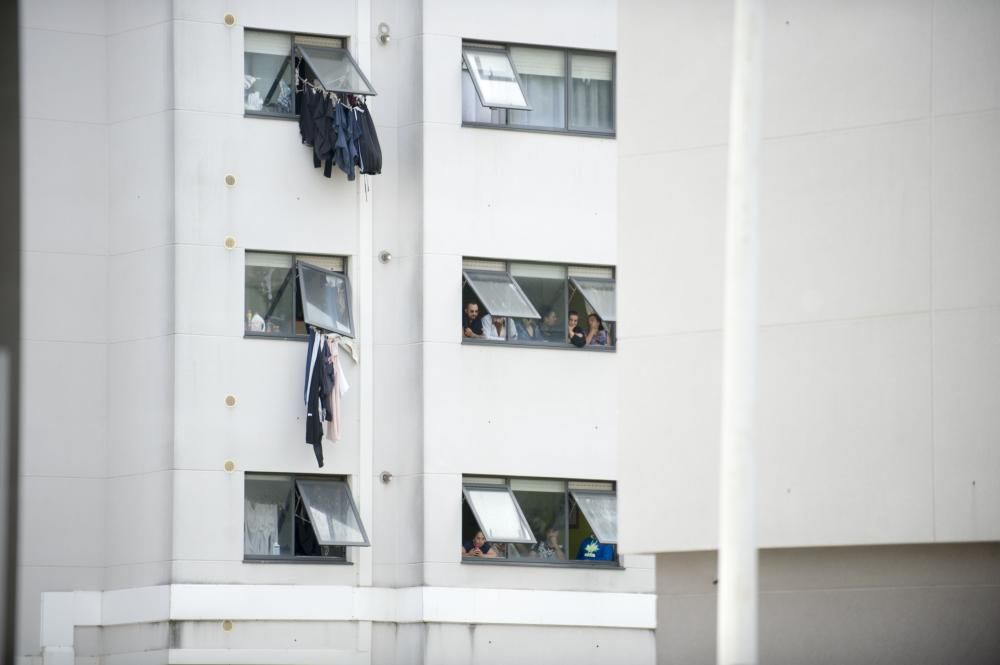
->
(19, 0, 178, 656)
(618, 0, 1000, 554)
(655, 544, 1000, 664)
(169, 0, 365, 588)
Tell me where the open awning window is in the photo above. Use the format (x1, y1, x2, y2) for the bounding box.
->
(295, 44, 377, 96)
(462, 45, 531, 110)
(296, 480, 370, 546)
(297, 261, 354, 337)
(463, 269, 541, 319)
(570, 277, 616, 322)
(570, 490, 618, 544)
(463, 485, 536, 544)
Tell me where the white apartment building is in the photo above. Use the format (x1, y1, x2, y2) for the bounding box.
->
(19, 0, 656, 663)
(617, 1, 1000, 663)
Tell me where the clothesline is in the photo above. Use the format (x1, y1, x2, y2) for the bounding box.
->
(309, 325, 359, 364)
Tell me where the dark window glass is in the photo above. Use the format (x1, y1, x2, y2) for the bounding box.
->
(244, 474, 356, 561)
(244, 252, 349, 338)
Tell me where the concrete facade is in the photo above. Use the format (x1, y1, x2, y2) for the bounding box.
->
(617, 0, 1000, 662)
(19, 0, 653, 663)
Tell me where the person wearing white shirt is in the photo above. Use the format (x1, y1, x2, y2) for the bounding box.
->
(481, 314, 517, 341)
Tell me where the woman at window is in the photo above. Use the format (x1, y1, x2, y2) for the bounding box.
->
(585, 313, 609, 346)
(461, 531, 497, 558)
(533, 525, 567, 560)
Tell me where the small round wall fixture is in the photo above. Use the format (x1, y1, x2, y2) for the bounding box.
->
(223, 14, 236, 27)
(225, 395, 237, 407)
(377, 22, 391, 45)
(378, 250, 392, 263)
(225, 174, 237, 187)
(224, 236, 237, 250)
(224, 460, 235, 472)
(222, 620, 233, 631)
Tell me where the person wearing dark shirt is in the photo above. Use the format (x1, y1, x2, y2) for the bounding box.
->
(540, 309, 561, 342)
(462, 531, 497, 558)
(463, 302, 485, 338)
(567, 310, 586, 348)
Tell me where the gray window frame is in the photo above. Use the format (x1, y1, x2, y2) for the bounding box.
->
(294, 43, 378, 96)
(462, 258, 616, 350)
(296, 479, 371, 547)
(297, 260, 356, 338)
(461, 44, 532, 111)
(243, 251, 352, 342)
(462, 269, 541, 320)
(569, 276, 617, 322)
(461, 477, 622, 569)
(568, 489, 618, 545)
(243, 473, 365, 564)
(461, 40, 616, 138)
(243, 30, 376, 120)
(462, 483, 537, 545)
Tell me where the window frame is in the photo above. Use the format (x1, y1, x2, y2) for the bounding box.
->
(297, 260, 356, 338)
(462, 268, 541, 320)
(244, 250, 352, 342)
(294, 42, 378, 97)
(568, 489, 618, 545)
(462, 258, 616, 351)
(461, 40, 617, 138)
(569, 275, 617, 323)
(244, 472, 367, 564)
(461, 44, 532, 111)
(462, 483, 538, 545)
(461, 476, 622, 569)
(296, 479, 371, 547)
(244, 29, 374, 120)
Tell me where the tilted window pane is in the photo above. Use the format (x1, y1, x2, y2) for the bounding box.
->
(569, 53, 614, 133)
(245, 475, 295, 556)
(297, 254, 345, 273)
(464, 270, 540, 319)
(296, 480, 370, 546)
(297, 262, 354, 336)
(507, 47, 565, 129)
(244, 31, 294, 115)
(462, 70, 506, 124)
(462, 46, 530, 110)
(245, 253, 296, 336)
(570, 276, 616, 321)
(570, 491, 618, 544)
(463, 487, 536, 544)
(296, 45, 377, 95)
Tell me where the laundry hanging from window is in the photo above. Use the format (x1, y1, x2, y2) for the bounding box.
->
(303, 328, 351, 467)
(295, 42, 381, 181)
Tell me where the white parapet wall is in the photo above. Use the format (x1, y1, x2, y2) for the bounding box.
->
(40, 584, 655, 664)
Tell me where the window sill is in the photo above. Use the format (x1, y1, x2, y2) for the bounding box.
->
(244, 330, 314, 342)
(462, 121, 616, 139)
(243, 556, 354, 565)
(462, 338, 615, 353)
(461, 558, 623, 570)
(244, 110, 298, 121)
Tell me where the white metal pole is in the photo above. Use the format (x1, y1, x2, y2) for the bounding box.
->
(718, 0, 765, 663)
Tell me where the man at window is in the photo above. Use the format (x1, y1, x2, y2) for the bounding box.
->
(463, 302, 485, 338)
(482, 314, 517, 341)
